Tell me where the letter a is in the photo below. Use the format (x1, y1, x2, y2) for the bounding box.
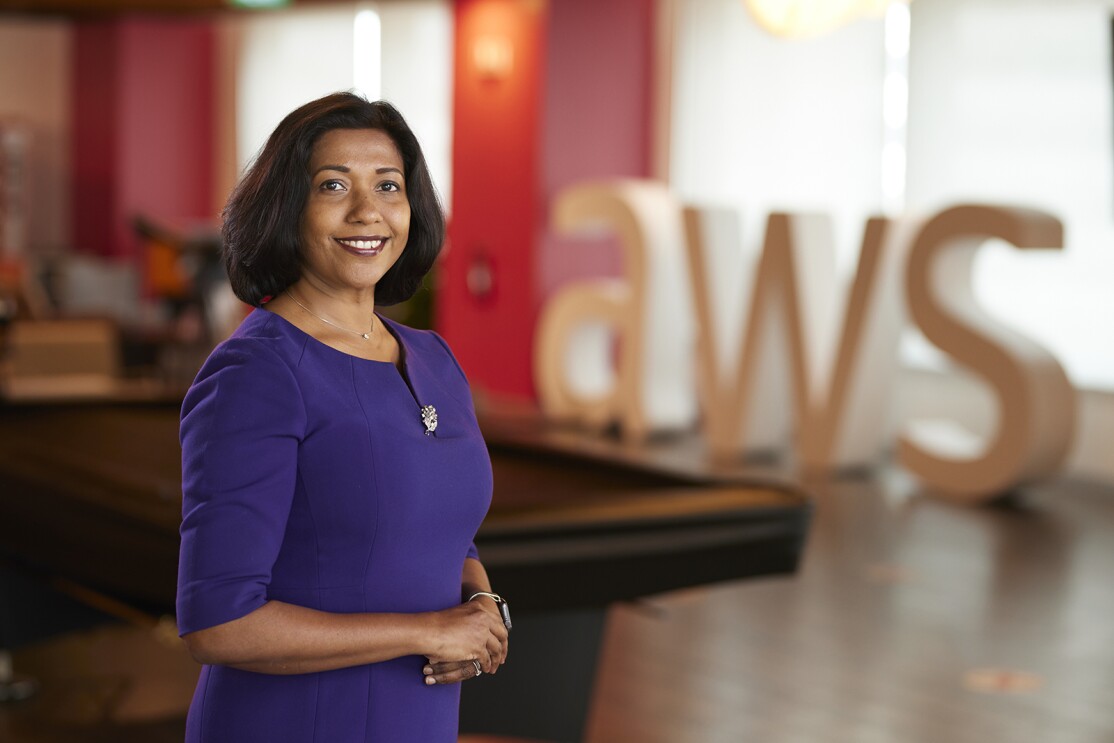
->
(534, 180, 696, 440)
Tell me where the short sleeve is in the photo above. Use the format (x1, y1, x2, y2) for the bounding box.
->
(176, 338, 307, 636)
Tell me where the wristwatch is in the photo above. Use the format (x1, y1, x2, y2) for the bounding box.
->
(467, 591, 513, 631)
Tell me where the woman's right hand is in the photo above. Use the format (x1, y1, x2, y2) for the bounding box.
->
(422, 600, 509, 674)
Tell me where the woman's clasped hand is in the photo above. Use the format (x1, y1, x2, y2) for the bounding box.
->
(422, 599, 509, 685)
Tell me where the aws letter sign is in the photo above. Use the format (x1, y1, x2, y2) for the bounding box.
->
(534, 180, 1076, 503)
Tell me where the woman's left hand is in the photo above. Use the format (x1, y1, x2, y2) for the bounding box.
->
(422, 658, 488, 685)
(423, 592, 510, 685)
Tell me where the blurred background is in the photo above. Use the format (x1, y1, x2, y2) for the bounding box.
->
(0, 0, 1111, 476)
(0, 1, 1112, 742)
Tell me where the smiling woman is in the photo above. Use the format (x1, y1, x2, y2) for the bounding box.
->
(176, 92, 510, 742)
(295, 128, 412, 319)
(221, 95, 443, 312)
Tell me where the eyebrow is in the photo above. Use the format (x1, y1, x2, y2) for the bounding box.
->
(312, 164, 404, 177)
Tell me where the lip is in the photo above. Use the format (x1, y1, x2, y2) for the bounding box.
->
(334, 236, 386, 256)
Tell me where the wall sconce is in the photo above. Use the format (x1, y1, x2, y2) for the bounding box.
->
(472, 35, 514, 81)
(744, 0, 897, 39)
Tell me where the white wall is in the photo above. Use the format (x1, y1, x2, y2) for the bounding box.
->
(669, 0, 1114, 485)
(899, 0, 1114, 483)
(670, 0, 886, 271)
(669, 0, 888, 375)
(377, 0, 453, 211)
(0, 18, 72, 256)
(226, 1, 452, 206)
(232, 5, 360, 170)
(905, 0, 1114, 392)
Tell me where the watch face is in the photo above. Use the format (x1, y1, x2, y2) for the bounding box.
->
(470, 592, 511, 630)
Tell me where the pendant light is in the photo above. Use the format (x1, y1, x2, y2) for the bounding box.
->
(744, 0, 897, 39)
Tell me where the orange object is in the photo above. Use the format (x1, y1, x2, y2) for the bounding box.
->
(145, 237, 191, 299)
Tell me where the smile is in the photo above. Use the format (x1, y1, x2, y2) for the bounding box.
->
(335, 237, 386, 255)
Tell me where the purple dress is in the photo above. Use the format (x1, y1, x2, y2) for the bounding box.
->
(176, 309, 493, 742)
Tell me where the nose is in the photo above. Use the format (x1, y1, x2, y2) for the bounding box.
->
(347, 190, 381, 224)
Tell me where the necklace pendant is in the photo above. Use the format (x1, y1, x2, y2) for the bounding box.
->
(361, 333, 370, 340)
(420, 404, 438, 436)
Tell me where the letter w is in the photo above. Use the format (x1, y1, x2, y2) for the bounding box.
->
(683, 209, 914, 470)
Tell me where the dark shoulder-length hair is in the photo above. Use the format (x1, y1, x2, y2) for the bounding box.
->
(221, 92, 445, 307)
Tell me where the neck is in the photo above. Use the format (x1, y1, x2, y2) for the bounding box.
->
(293, 281, 375, 315)
(285, 284, 377, 340)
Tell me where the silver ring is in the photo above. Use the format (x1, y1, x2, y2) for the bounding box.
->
(472, 660, 483, 677)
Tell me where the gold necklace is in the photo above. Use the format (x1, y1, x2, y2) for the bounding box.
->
(286, 291, 374, 340)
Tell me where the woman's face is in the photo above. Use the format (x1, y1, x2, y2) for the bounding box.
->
(298, 128, 411, 299)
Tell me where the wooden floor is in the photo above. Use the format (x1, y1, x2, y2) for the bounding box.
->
(3, 468, 1113, 742)
(586, 471, 1114, 743)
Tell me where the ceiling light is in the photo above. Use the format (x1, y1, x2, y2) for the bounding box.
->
(229, 0, 291, 9)
(744, 0, 899, 39)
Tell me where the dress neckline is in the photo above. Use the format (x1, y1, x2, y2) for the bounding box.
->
(259, 309, 432, 432)
(260, 307, 405, 368)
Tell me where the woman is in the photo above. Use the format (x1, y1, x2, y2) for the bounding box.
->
(176, 93, 510, 742)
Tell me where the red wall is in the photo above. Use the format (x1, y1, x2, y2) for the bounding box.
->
(441, 0, 654, 399)
(117, 19, 215, 258)
(441, 0, 548, 399)
(72, 18, 215, 260)
(540, 0, 654, 295)
(72, 22, 120, 258)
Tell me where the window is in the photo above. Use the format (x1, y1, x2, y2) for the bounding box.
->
(232, 1, 452, 207)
